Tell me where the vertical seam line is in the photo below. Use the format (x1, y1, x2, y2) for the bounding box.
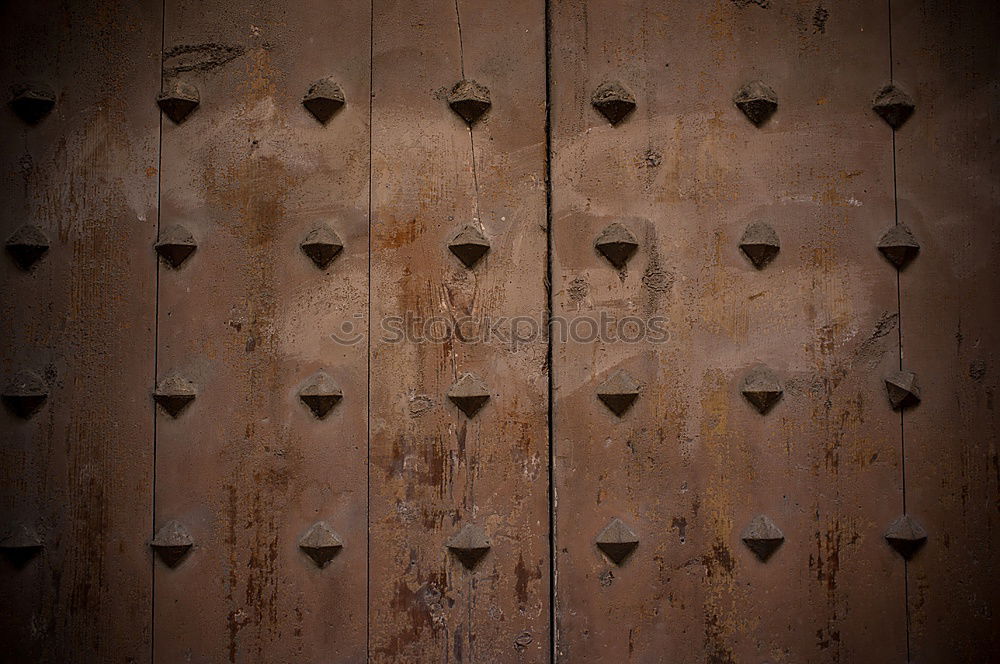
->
(544, 0, 555, 660)
(888, 1, 912, 661)
(151, 0, 166, 661)
(453, 3, 478, 660)
(367, 0, 374, 658)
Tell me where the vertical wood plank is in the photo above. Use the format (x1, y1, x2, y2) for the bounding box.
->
(0, 1, 161, 661)
(369, 0, 549, 660)
(153, 1, 370, 661)
(550, 0, 907, 660)
(893, 1, 1000, 659)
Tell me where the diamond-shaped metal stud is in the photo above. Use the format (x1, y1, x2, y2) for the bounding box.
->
(884, 514, 927, 559)
(448, 225, 490, 268)
(298, 371, 342, 419)
(596, 517, 639, 565)
(446, 523, 491, 569)
(0, 525, 43, 566)
(155, 224, 197, 268)
(2, 370, 48, 419)
(5, 225, 50, 270)
(739, 222, 780, 269)
(734, 80, 778, 126)
(447, 373, 490, 418)
(300, 225, 343, 269)
(153, 374, 196, 417)
(877, 225, 919, 269)
(302, 76, 346, 124)
(298, 521, 344, 568)
(595, 223, 638, 269)
(591, 81, 636, 126)
(596, 369, 639, 417)
(150, 520, 193, 567)
(447, 79, 491, 125)
(157, 79, 200, 124)
(741, 366, 782, 414)
(9, 83, 55, 124)
(872, 84, 915, 130)
(741, 514, 784, 561)
(884, 370, 920, 410)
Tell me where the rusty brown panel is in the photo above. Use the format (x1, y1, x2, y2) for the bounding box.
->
(892, 1, 1000, 659)
(551, 1, 907, 661)
(153, 1, 369, 661)
(0, 1, 160, 662)
(369, 0, 548, 660)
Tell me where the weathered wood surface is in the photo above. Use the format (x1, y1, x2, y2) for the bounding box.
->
(153, 1, 370, 661)
(550, 1, 907, 660)
(0, 1, 160, 662)
(893, 1, 1000, 660)
(0, 2, 997, 662)
(369, 0, 549, 660)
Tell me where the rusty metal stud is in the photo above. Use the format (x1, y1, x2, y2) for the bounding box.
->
(446, 523, 491, 569)
(739, 221, 780, 269)
(155, 224, 197, 268)
(594, 222, 638, 269)
(448, 224, 490, 268)
(302, 76, 346, 124)
(872, 84, 915, 130)
(596, 369, 639, 417)
(741, 514, 784, 561)
(298, 521, 344, 568)
(9, 83, 55, 124)
(447, 372, 490, 418)
(591, 81, 636, 126)
(884, 369, 920, 410)
(595, 517, 639, 565)
(2, 370, 48, 419)
(5, 224, 50, 270)
(447, 79, 491, 125)
(153, 374, 196, 417)
(734, 80, 778, 126)
(298, 371, 343, 419)
(741, 365, 783, 414)
(877, 224, 920, 269)
(300, 225, 344, 269)
(150, 520, 193, 568)
(157, 78, 200, 124)
(884, 514, 927, 559)
(0, 525, 43, 566)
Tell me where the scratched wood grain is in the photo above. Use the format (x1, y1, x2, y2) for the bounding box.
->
(369, 0, 549, 660)
(550, 0, 907, 660)
(0, 1, 160, 661)
(153, 1, 370, 661)
(893, 1, 1000, 660)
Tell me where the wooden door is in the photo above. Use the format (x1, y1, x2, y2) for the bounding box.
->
(0, 1, 996, 663)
